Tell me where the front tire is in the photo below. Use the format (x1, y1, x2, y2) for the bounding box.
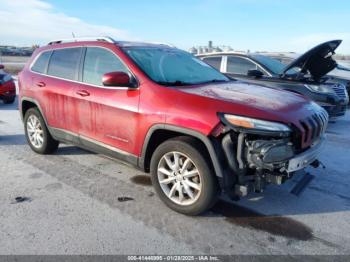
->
(24, 108, 59, 154)
(150, 137, 218, 215)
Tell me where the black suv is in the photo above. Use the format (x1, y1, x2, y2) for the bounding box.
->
(198, 40, 349, 118)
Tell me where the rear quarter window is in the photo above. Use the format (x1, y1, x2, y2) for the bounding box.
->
(47, 48, 82, 80)
(31, 51, 52, 74)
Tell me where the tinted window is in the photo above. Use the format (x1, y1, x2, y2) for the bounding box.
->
(47, 48, 82, 80)
(251, 54, 298, 75)
(32, 51, 51, 73)
(202, 57, 222, 70)
(227, 56, 257, 75)
(83, 47, 128, 86)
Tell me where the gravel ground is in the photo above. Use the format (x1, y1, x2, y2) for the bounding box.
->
(0, 97, 349, 255)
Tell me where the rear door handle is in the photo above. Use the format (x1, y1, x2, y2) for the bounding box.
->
(76, 90, 90, 97)
(36, 81, 46, 87)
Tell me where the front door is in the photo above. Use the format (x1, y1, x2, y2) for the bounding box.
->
(73, 46, 140, 157)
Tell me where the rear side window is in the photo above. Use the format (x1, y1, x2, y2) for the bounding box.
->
(82, 47, 128, 86)
(227, 56, 257, 75)
(47, 48, 82, 80)
(202, 57, 222, 70)
(31, 51, 51, 74)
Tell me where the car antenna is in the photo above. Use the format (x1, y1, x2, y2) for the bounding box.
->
(72, 32, 76, 39)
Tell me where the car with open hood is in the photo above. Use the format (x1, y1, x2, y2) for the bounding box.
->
(198, 40, 349, 118)
(267, 53, 350, 100)
(19, 37, 328, 215)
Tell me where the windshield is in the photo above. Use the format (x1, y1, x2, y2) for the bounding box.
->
(123, 47, 229, 85)
(251, 54, 298, 75)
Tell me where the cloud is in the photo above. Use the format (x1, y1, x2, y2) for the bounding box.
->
(290, 33, 350, 54)
(0, 0, 136, 46)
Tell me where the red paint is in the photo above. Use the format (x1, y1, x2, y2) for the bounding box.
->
(0, 79, 16, 98)
(102, 72, 131, 87)
(19, 41, 319, 158)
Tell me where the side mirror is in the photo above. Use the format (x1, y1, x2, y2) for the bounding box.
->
(102, 71, 137, 88)
(247, 69, 264, 78)
(0, 64, 4, 70)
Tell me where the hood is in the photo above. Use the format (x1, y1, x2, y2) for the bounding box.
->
(283, 40, 342, 80)
(180, 81, 309, 113)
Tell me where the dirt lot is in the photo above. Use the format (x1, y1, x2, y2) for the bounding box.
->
(0, 97, 349, 255)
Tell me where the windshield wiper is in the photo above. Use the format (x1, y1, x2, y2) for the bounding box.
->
(157, 80, 192, 86)
(197, 79, 229, 85)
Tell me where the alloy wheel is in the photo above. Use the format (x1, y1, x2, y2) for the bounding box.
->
(157, 151, 202, 206)
(26, 114, 44, 149)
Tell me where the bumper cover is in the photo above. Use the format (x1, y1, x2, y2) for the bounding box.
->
(287, 137, 325, 172)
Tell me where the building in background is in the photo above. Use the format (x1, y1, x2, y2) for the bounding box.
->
(189, 41, 234, 55)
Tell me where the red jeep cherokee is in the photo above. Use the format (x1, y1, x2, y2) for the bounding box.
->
(18, 37, 328, 215)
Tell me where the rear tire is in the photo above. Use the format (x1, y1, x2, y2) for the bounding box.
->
(150, 137, 218, 215)
(24, 108, 59, 154)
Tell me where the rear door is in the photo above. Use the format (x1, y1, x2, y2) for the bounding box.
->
(73, 46, 140, 156)
(31, 47, 82, 136)
(44, 47, 83, 135)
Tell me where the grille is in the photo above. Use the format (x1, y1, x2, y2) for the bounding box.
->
(331, 83, 348, 99)
(298, 110, 328, 148)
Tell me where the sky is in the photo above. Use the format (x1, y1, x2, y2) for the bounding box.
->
(0, 0, 350, 54)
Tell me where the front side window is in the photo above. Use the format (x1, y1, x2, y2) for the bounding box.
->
(123, 47, 229, 85)
(32, 51, 52, 74)
(226, 56, 257, 75)
(251, 54, 288, 75)
(250, 54, 298, 75)
(202, 57, 222, 71)
(47, 48, 82, 80)
(83, 47, 128, 86)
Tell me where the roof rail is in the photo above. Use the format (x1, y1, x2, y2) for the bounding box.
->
(150, 42, 176, 48)
(48, 36, 116, 45)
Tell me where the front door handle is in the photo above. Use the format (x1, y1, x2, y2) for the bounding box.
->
(76, 90, 90, 97)
(36, 81, 46, 87)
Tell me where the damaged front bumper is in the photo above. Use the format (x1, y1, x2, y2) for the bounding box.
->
(220, 131, 325, 197)
(287, 137, 325, 172)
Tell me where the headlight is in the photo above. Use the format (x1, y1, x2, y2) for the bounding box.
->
(222, 114, 291, 133)
(304, 84, 334, 94)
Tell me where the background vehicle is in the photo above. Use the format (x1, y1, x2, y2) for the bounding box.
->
(0, 64, 16, 104)
(19, 37, 328, 215)
(198, 40, 349, 118)
(267, 54, 350, 101)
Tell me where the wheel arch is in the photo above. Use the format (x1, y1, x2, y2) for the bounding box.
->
(138, 124, 224, 178)
(20, 97, 48, 125)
